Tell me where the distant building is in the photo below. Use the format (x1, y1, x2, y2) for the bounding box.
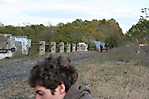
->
(14, 36, 31, 55)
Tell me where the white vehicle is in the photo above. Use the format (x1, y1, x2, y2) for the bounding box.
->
(0, 49, 13, 60)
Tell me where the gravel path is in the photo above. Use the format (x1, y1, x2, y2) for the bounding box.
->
(0, 58, 36, 91)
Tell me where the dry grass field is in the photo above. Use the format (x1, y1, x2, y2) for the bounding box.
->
(0, 45, 149, 99)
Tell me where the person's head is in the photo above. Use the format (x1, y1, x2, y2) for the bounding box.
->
(29, 55, 78, 99)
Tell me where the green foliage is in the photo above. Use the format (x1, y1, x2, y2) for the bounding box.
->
(105, 36, 118, 48)
(55, 18, 124, 45)
(88, 42, 96, 50)
(0, 19, 124, 47)
(0, 24, 49, 42)
(127, 19, 149, 44)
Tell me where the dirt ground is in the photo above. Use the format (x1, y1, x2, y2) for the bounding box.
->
(0, 45, 149, 99)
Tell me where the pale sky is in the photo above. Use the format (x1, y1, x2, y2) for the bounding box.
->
(0, 0, 148, 32)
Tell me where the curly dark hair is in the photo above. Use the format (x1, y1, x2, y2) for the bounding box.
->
(29, 55, 78, 95)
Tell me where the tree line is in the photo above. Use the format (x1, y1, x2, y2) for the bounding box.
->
(0, 18, 148, 48)
(126, 19, 149, 44)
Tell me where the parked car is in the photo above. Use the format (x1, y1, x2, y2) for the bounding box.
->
(0, 49, 13, 60)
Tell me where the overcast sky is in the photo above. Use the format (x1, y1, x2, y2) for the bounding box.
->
(0, 0, 148, 32)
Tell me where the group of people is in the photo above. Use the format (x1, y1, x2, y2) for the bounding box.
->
(29, 55, 94, 99)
